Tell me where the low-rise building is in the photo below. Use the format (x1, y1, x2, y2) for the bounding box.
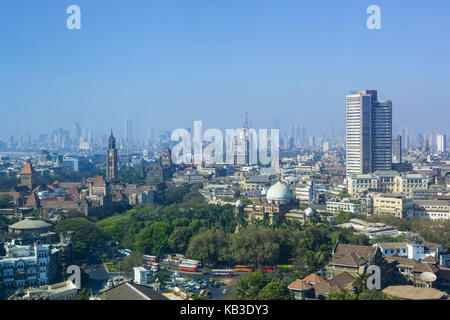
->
(326, 198, 367, 215)
(327, 244, 383, 278)
(412, 200, 449, 221)
(348, 170, 429, 197)
(372, 193, 413, 219)
(8, 280, 78, 300)
(373, 241, 447, 262)
(295, 181, 314, 203)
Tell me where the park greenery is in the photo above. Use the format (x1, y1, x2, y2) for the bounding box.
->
(55, 217, 108, 260)
(235, 271, 294, 300)
(53, 184, 376, 272)
(50, 182, 450, 300)
(365, 214, 450, 247)
(52, 182, 450, 270)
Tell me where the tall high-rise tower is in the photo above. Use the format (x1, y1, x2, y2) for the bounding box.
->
(392, 135, 402, 163)
(125, 120, 133, 145)
(106, 130, 118, 181)
(345, 90, 392, 176)
(436, 134, 447, 153)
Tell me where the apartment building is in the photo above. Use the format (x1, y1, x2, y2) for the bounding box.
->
(372, 193, 413, 219)
(413, 200, 450, 221)
(326, 198, 367, 215)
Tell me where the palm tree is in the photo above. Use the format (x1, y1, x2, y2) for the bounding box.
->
(352, 273, 369, 295)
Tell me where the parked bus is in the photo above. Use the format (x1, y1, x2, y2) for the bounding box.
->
(143, 255, 160, 263)
(144, 262, 160, 272)
(178, 263, 198, 273)
(234, 265, 253, 272)
(181, 259, 201, 267)
(261, 266, 276, 273)
(212, 269, 234, 277)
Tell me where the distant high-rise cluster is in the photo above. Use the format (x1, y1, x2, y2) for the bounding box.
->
(345, 90, 392, 176)
(125, 120, 133, 145)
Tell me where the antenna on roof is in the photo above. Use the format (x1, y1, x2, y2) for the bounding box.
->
(243, 111, 249, 129)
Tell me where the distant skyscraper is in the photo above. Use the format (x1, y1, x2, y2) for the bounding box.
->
(392, 135, 402, 163)
(125, 120, 133, 144)
(423, 137, 430, 153)
(401, 127, 409, 152)
(345, 90, 392, 176)
(106, 130, 118, 181)
(436, 134, 447, 153)
(302, 126, 307, 146)
(74, 122, 81, 146)
(296, 125, 302, 147)
(372, 98, 392, 171)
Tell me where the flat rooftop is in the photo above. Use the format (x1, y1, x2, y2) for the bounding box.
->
(383, 286, 448, 300)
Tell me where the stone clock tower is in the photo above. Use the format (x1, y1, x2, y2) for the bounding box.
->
(106, 130, 118, 181)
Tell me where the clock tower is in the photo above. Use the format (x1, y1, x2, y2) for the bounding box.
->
(106, 130, 118, 181)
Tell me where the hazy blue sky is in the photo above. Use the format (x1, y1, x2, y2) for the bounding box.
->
(1, 0, 449, 139)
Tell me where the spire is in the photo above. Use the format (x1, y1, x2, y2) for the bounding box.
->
(243, 111, 249, 129)
(108, 129, 116, 149)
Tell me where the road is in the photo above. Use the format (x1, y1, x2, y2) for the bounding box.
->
(85, 263, 124, 293)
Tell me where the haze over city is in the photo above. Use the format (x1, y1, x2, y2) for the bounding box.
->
(1, 0, 450, 139)
(1, 0, 450, 307)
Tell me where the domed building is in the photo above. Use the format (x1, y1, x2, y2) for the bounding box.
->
(244, 181, 297, 224)
(266, 181, 293, 204)
(8, 217, 52, 236)
(305, 207, 316, 217)
(235, 199, 244, 208)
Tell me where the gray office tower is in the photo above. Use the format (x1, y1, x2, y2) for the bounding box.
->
(125, 120, 133, 144)
(392, 135, 402, 163)
(345, 90, 392, 176)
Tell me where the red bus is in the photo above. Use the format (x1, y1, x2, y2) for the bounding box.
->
(261, 266, 276, 273)
(143, 255, 160, 263)
(178, 263, 198, 273)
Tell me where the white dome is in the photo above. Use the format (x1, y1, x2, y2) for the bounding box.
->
(266, 181, 293, 204)
(235, 200, 244, 208)
(305, 207, 316, 217)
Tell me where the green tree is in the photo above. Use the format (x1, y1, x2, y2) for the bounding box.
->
(352, 273, 368, 295)
(358, 289, 390, 300)
(168, 227, 191, 254)
(327, 289, 357, 300)
(55, 218, 108, 259)
(232, 225, 280, 266)
(257, 281, 293, 300)
(0, 195, 13, 208)
(237, 271, 270, 300)
(120, 251, 144, 273)
(134, 222, 172, 254)
(186, 229, 232, 265)
(77, 288, 93, 300)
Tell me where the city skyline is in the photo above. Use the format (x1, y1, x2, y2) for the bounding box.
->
(1, 1, 450, 138)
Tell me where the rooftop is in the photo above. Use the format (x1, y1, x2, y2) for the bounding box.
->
(383, 286, 447, 300)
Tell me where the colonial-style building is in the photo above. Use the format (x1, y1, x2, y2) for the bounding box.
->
(327, 243, 383, 278)
(20, 160, 36, 191)
(244, 181, 297, 224)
